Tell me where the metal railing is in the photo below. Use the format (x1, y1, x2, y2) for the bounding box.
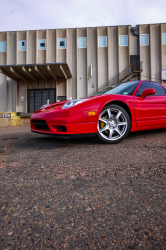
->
(89, 61, 143, 96)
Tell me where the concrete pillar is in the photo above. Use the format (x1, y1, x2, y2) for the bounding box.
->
(107, 26, 110, 83)
(66, 28, 68, 99)
(46, 29, 48, 63)
(138, 24, 141, 80)
(35, 30, 38, 88)
(16, 30, 18, 65)
(96, 27, 99, 90)
(128, 25, 130, 66)
(160, 23, 163, 84)
(149, 24, 152, 81)
(6, 31, 9, 111)
(117, 26, 120, 78)
(6, 31, 9, 64)
(26, 30, 28, 64)
(76, 27, 78, 98)
(56, 29, 58, 62)
(36, 30, 38, 64)
(12, 80, 17, 112)
(66, 28, 68, 63)
(86, 27, 89, 96)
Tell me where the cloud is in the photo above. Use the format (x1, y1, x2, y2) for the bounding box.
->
(10, 9, 16, 14)
(0, 0, 166, 31)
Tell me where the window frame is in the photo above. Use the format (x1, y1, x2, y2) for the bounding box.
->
(98, 36, 107, 47)
(119, 35, 128, 46)
(162, 33, 166, 45)
(0, 41, 7, 52)
(58, 38, 66, 49)
(140, 34, 149, 46)
(18, 40, 26, 51)
(38, 39, 46, 50)
(78, 37, 86, 48)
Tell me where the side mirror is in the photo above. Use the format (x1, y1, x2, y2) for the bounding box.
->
(141, 88, 155, 99)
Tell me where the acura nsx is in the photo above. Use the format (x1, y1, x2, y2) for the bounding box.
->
(30, 80, 166, 143)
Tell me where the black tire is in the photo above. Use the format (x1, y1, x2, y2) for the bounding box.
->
(97, 104, 131, 144)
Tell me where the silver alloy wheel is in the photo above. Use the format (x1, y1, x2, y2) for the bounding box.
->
(97, 107, 128, 141)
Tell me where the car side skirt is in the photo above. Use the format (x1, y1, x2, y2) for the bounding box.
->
(131, 121, 166, 132)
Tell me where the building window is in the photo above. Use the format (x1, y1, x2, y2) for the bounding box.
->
(119, 35, 128, 46)
(140, 34, 149, 46)
(38, 39, 46, 50)
(0, 41, 6, 52)
(98, 36, 107, 47)
(162, 33, 166, 45)
(78, 37, 86, 48)
(58, 38, 66, 49)
(19, 40, 26, 51)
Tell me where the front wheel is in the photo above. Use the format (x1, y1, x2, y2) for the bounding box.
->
(97, 104, 131, 144)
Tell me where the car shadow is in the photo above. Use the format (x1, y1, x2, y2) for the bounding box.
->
(127, 127, 166, 139)
(2, 128, 166, 153)
(27, 127, 166, 149)
(31, 135, 100, 147)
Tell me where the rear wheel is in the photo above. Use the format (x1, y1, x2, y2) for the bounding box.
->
(97, 104, 131, 144)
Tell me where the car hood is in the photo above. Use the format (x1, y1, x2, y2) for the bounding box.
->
(32, 94, 123, 114)
(33, 95, 102, 113)
(33, 101, 67, 114)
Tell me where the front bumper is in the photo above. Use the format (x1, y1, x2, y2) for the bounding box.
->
(31, 120, 97, 135)
(30, 103, 98, 136)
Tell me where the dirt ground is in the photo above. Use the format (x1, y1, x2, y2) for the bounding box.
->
(0, 126, 166, 249)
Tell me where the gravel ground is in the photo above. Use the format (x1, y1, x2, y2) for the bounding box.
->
(0, 126, 166, 250)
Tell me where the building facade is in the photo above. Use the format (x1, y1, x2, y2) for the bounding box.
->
(0, 23, 166, 113)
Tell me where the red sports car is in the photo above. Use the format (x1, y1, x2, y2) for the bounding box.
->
(30, 80, 166, 143)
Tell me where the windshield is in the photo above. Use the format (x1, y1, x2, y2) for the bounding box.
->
(94, 81, 140, 96)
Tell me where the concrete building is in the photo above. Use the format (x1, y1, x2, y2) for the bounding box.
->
(0, 23, 166, 114)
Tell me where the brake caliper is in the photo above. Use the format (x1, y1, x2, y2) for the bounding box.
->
(99, 117, 106, 129)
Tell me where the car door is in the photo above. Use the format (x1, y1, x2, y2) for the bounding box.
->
(134, 81, 166, 127)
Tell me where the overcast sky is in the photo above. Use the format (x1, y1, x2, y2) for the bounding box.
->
(0, 0, 166, 31)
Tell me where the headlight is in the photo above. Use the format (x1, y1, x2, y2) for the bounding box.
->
(61, 99, 87, 109)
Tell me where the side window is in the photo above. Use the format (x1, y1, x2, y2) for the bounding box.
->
(135, 81, 166, 96)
